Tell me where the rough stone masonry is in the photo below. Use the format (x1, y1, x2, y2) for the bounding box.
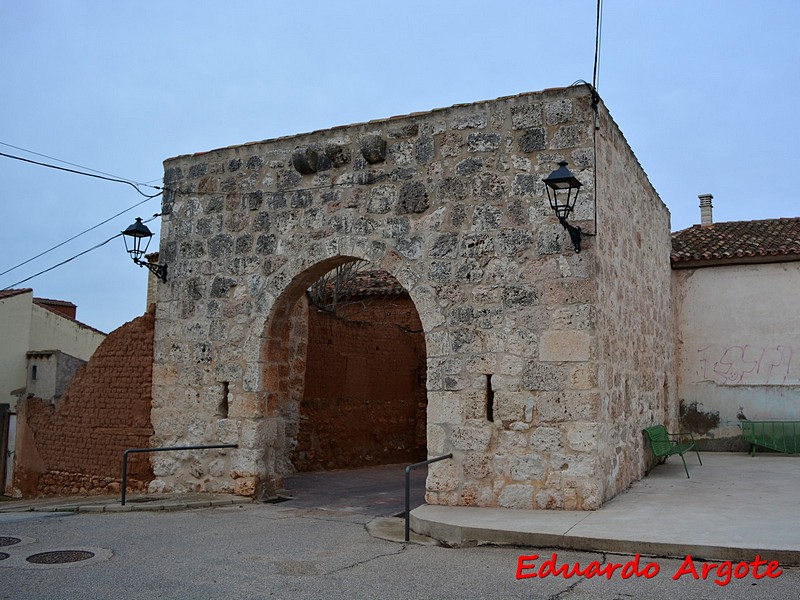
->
(153, 85, 677, 510)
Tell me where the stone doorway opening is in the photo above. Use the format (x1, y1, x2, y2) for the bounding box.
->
(263, 257, 427, 497)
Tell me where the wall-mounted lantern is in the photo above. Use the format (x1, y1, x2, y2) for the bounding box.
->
(122, 217, 167, 282)
(543, 161, 589, 253)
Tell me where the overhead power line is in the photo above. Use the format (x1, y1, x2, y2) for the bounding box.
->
(0, 194, 161, 278)
(593, 0, 604, 90)
(0, 141, 159, 188)
(1, 214, 161, 290)
(0, 150, 162, 198)
(2, 235, 123, 290)
(0, 142, 164, 278)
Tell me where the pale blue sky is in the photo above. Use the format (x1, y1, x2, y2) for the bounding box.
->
(2, 1, 798, 333)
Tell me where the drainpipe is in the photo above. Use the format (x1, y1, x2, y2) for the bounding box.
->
(699, 194, 713, 226)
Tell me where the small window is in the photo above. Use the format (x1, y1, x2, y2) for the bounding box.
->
(31, 365, 38, 381)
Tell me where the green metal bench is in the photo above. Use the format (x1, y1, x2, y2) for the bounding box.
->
(741, 420, 800, 456)
(643, 425, 702, 478)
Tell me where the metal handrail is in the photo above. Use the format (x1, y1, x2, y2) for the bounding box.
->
(121, 444, 238, 505)
(404, 453, 453, 542)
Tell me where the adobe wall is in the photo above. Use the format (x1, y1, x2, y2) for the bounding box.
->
(12, 311, 155, 496)
(673, 261, 800, 450)
(153, 85, 672, 509)
(296, 293, 427, 471)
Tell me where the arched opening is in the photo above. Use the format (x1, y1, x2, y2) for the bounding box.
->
(262, 257, 427, 500)
(297, 264, 427, 471)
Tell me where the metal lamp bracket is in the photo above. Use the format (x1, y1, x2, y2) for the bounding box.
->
(134, 258, 167, 282)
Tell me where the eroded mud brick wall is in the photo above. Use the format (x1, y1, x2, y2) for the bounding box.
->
(14, 310, 155, 496)
(153, 85, 674, 508)
(297, 291, 427, 471)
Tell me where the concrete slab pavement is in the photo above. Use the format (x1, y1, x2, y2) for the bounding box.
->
(411, 452, 800, 564)
(3, 453, 797, 566)
(280, 462, 428, 517)
(0, 462, 426, 518)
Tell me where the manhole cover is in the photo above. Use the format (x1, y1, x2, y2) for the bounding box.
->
(25, 550, 95, 564)
(0, 536, 21, 547)
(0, 552, 9, 561)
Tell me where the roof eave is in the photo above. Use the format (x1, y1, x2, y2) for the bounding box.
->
(671, 253, 800, 269)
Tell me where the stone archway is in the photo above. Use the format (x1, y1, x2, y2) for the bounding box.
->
(260, 255, 356, 493)
(152, 85, 677, 510)
(261, 258, 427, 496)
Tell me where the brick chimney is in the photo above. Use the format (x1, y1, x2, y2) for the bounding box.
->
(699, 194, 713, 226)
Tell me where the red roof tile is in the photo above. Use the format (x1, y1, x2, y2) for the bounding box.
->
(671, 217, 800, 267)
(313, 269, 407, 300)
(0, 288, 33, 300)
(348, 270, 407, 297)
(33, 297, 77, 308)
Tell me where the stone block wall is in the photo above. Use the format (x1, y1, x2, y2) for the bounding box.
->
(13, 310, 155, 496)
(593, 105, 676, 501)
(152, 85, 673, 509)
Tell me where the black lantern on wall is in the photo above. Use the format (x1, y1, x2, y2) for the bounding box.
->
(122, 217, 167, 282)
(543, 161, 589, 253)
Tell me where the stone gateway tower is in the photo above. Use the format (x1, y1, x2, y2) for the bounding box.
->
(152, 85, 676, 510)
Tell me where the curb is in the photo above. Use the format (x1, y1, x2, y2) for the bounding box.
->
(1, 498, 251, 514)
(410, 510, 800, 566)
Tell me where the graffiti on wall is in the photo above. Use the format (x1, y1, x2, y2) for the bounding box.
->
(696, 344, 797, 385)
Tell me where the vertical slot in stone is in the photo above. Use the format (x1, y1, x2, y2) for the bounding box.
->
(218, 381, 229, 418)
(486, 374, 494, 422)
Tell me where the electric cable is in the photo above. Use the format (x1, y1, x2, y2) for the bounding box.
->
(0, 141, 159, 189)
(592, 0, 602, 236)
(593, 0, 603, 91)
(0, 150, 162, 197)
(0, 193, 161, 278)
(2, 235, 122, 290)
(1, 214, 161, 290)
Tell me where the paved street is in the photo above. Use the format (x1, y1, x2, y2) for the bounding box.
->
(2, 503, 799, 600)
